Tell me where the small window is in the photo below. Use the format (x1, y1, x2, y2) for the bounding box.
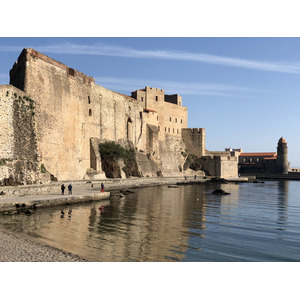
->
(173, 128, 174, 133)
(177, 129, 179, 134)
(158, 126, 160, 131)
(89, 109, 92, 116)
(157, 116, 159, 121)
(156, 96, 158, 101)
(168, 128, 170, 133)
(88, 96, 91, 104)
(141, 97, 143, 102)
(68, 68, 75, 77)
(169, 117, 172, 122)
(175, 118, 177, 123)
(165, 127, 167, 132)
(180, 119, 183, 124)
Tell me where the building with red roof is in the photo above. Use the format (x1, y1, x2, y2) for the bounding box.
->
(238, 137, 289, 175)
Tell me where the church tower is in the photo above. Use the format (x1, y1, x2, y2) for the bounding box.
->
(277, 137, 289, 174)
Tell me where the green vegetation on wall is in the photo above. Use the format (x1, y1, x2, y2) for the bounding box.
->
(99, 141, 139, 178)
(99, 141, 135, 165)
(183, 153, 203, 171)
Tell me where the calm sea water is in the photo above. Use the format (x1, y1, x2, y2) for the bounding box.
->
(1, 180, 300, 262)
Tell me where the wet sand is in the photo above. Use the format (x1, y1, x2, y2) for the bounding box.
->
(0, 228, 87, 262)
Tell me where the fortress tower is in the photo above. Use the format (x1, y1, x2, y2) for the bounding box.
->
(277, 137, 289, 175)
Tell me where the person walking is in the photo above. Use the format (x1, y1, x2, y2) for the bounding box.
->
(68, 183, 72, 195)
(61, 184, 66, 195)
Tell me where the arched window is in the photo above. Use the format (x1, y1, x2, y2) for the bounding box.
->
(127, 118, 133, 140)
(88, 96, 91, 104)
(89, 109, 92, 116)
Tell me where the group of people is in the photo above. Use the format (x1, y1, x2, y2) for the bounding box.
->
(61, 183, 72, 195)
(61, 182, 105, 195)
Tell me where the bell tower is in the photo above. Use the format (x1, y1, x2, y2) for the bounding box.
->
(277, 137, 289, 174)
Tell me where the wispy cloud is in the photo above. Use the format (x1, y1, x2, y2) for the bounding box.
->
(34, 43, 300, 75)
(94, 76, 260, 97)
(1, 43, 300, 74)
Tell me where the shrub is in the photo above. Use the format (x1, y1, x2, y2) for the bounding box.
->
(99, 141, 134, 164)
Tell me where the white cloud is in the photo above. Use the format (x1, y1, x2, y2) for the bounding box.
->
(34, 43, 300, 75)
(1, 42, 300, 74)
(94, 76, 259, 97)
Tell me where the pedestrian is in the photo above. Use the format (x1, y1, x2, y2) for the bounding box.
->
(68, 183, 72, 195)
(101, 182, 104, 192)
(61, 184, 66, 195)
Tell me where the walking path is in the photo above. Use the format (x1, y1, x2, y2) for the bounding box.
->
(0, 176, 244, 213)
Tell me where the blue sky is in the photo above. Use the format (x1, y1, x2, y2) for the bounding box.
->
(1, 37, 300, 167)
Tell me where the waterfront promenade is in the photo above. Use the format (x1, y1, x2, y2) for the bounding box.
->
(0, 176, 215, 212)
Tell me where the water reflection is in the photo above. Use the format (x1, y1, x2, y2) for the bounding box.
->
(0, 181, 300, 261)
(277, 180, 289, 228)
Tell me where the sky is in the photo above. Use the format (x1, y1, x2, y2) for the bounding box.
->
(1, 37, 300, 166)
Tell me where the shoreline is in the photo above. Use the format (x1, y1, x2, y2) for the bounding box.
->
(0, 176, 245, 262)
(0, 176, 247, 213)
(0, 227, 88, 262)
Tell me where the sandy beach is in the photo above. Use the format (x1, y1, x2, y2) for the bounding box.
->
(0, 228, 87, 262)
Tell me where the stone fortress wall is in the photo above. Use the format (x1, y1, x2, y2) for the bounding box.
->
(0, 85, 48, 184)
(0, 48, 239, 184)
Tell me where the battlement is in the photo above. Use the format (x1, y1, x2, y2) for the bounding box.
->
(182, 128, 205, 134)
(146, 86, 164, 93)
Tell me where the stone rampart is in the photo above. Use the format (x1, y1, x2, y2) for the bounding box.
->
(0, 85, 43, 184)
(182, 128, 205, 157)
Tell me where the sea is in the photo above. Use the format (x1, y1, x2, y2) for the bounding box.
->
(0, 180, 300, 262)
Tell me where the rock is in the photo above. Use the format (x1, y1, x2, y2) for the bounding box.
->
(3, 211, 18, 215)
(120, 190, 134, 195)
(208, 178, 228, 184)
(24, 209, 32, 216)
(212, 189, 230, 195)
(110, 191, 125, 198)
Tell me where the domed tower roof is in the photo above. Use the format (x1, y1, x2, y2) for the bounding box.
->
(278, 137, 287, 144)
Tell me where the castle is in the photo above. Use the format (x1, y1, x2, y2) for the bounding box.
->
(0, 48, 239, 184)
